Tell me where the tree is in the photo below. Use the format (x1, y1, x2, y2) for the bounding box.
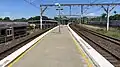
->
(101, 13, 106, 19)
(21, 18, 27, 21)
(62, 16, 67, 19)
(54, 17, 59, 21)
(100, 13, 106, 21)
(42, 16, 49, 20)
(13, 17, 27, 22)
(114, 11, 117, 15)
(0, 18, 2, 21)
(28, 16, 49, 21)
(3, 17, 11, 21)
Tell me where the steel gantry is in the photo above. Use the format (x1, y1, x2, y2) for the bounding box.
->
(40, 3, 120, 31)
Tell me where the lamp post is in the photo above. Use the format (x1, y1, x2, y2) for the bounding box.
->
(55, 3, 63, 33)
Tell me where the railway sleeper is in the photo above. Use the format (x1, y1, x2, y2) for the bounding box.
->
(70, 24, 120, 67)
(74, 25, 120, 59)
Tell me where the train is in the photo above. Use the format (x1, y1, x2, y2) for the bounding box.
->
(28, 20, 58, 29)
(0, 20, 58, 44)
(0, 22, 28, 43)
(87, 20, 120, 27)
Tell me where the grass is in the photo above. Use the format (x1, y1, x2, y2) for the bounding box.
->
(95, 27, 120, 39)
(85, 25, 120, 39)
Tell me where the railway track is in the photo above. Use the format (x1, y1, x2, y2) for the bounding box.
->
(70, 24, 120, 67)
(0, 28, 52, 60)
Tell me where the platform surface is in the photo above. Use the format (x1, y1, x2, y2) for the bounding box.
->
(10, 26, 93, 67)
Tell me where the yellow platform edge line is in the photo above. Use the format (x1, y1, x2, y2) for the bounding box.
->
(69, 31, 94, 67)
(7, 37, 44, 67)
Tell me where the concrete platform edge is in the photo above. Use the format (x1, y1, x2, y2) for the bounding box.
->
(67, 24, 114, 67)
(0, 26, 59, 67)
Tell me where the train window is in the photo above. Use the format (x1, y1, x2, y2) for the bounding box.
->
(10, 30, 12, 35)
(6, 29, 12, 36)
(7, 31, 9, 35)
(1, 29, 6, 35)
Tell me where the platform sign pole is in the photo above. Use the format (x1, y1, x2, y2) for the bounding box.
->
(55, 3, 63, 33)
(40, 5, 43, 30)
(106, 6, 110, 31)
(81, 5, 83, 24)
(59, 9, 61, 32)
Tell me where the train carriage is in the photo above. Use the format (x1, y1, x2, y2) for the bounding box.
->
(0, 22, 28, 43)
(28, 20, 58, 29)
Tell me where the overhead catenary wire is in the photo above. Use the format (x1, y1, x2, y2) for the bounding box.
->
(85, 7, 102, 16)
(23, 0, 40, 9)
(83, 0, 120, 16)
(84, 0, 120, 14)
(83, 0, 100, 16)
(84, 0, 99, 11)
